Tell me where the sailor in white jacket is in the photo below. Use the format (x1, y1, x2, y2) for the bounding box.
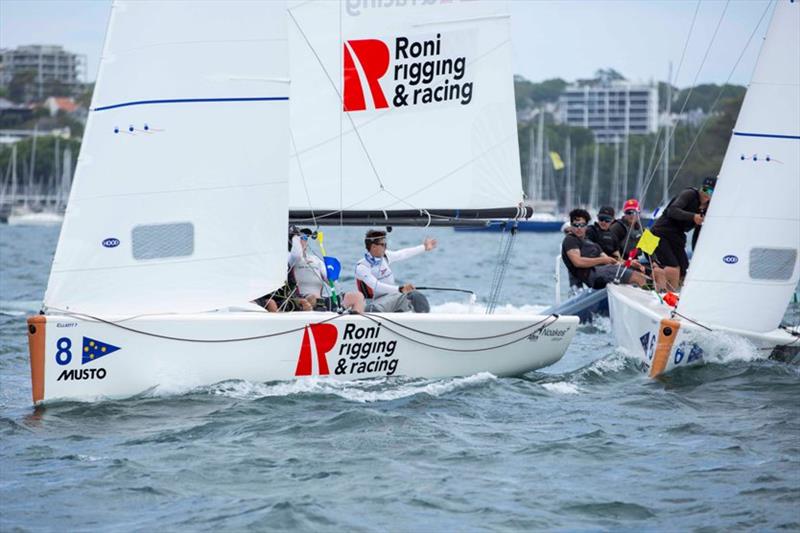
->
(355, 229, 437, 312)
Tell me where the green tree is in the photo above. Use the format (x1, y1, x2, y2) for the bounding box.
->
(8, 70, 37, 103)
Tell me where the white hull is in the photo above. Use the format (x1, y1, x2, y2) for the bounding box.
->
(7, 211, 64, 226)
(608, 284, 796, 377)
(27, 310, 578, 404)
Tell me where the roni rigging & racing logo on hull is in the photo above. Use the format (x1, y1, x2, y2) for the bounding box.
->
(343, 30, 475, 112)
(294, 323, 400, 377)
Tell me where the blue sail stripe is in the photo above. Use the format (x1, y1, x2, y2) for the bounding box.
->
(93, 96, 289, 112)
(733, 131, 800, 140)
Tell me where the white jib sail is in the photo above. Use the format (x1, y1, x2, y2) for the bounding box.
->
(677, 0, 800, 333)
(44, 0, 290, 315)
(287, 0, 523, 217)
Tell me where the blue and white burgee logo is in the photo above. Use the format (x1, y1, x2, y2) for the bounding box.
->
(82, 337, 121, 365)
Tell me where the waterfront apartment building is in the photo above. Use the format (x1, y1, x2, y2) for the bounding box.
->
(0, 45, 86, 102)
(557, 81, 658, 143)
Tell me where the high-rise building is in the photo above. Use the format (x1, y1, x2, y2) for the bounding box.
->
(0, 45, 86, 102)
(557, 80, 658, 143)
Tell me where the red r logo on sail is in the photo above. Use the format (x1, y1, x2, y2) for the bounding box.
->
(343, 39, 390, 111)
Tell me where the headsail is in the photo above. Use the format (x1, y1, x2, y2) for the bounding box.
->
(677, 0, 799, 332)
(44, 1, 290, 315)
(287, 0, 528, 225)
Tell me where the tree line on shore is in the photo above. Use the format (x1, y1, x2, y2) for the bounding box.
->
(1, 74, 745, 210)
(514, 73, 746, 211)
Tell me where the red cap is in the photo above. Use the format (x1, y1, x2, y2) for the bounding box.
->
(623, 198, 640, 212)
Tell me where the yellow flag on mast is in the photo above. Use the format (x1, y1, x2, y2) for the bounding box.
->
(549, 151, 565, 171)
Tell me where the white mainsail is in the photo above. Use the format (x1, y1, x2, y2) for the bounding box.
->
(44, 1, 290, 315)
(287, 0, 524, 223)
(677, 0, 799, 332)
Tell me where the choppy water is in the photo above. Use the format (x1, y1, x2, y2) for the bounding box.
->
(1, 224, 799, 531)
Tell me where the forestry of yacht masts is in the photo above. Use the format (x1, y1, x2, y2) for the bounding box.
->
(393, 34, 473, 106)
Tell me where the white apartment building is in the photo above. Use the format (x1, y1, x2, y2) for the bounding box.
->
(557, 80, 659, 143)
(0, 45, 86, 102)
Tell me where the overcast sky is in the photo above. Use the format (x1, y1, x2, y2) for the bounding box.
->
(0, 0, 773, 88)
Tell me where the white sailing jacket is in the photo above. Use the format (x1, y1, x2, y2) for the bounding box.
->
(355, 245, 425, 298)
(288, 236, 329, 297)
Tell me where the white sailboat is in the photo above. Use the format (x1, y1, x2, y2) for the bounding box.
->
(26, 0, 578, 404)
(608, 0, 800, 377)
(7, 132, 66, 226)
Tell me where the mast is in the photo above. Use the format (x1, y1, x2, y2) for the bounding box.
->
(26, 128, 38, 209)
(10, 144, 18, 206)
(662, 62, 672, 205)
(589, 142, 599, 211)
(59, 146, 72, 211)
(536, 109, 545, 202)
(52, 136, 60, 210)
(611, 135, 620, 207)
(564, 136, 573, 215)
(635, 144, 645, 200)
(527, 123, 536, 200)
(622, 87, 630, 207)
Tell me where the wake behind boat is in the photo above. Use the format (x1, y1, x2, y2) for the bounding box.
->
(609, 0, 800, 376)
(26, 0, 578, 404)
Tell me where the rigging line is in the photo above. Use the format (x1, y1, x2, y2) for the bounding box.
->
(671, 0, 703, 91)
(357, 312, 560, 353)
(670, 310, 713, 331)
(359, 311, 556, 341)
(44, 307, 348, 343)
(487, 226, 516, 314)
(288, 11, 386, 192)
(641, 0, 732, 198)
(641, 0, 701, 187)
(487, 225, 508, 313)
(666, 0, 774, 193)
(290, 129, 317, 228)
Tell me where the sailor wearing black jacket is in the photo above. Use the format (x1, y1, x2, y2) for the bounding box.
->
(586, 206, 621, 259)
(610, 198, 644, 258)
(651, 176, 715, 291)
(561, 208, 646, 290)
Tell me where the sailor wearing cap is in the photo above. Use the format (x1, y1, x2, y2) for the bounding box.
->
(610, 199, 645, 258)
(651, 176, 716, 291)
(586, 206, 622, 260)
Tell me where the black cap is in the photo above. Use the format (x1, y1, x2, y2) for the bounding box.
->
(702, 176, 717, 189)
(298, 228, 313, 236)
(599, 206, 615, 217)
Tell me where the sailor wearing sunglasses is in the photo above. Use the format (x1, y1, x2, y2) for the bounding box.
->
(562, 208, 646, 290)
(651, 176, 716, 291)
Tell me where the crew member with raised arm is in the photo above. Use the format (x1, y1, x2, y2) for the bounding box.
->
(650, 176, 715, 291)
(355, 229, 437, 312)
